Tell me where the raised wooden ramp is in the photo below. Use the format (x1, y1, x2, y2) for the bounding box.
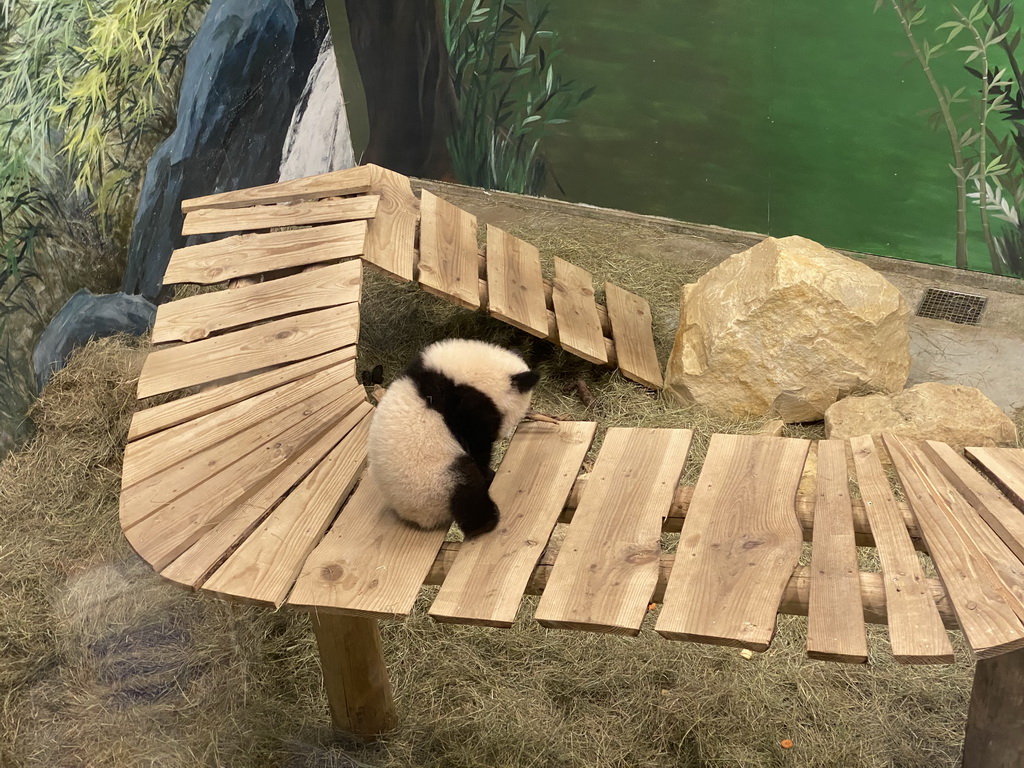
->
(118, 163, 1024, 762)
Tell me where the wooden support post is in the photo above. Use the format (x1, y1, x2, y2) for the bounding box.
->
(962, 646, 1024, 768)
(309, 611, 397, 739)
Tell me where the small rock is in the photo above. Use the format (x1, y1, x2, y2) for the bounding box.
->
(824, 382, 1018, 450)
(665, 236, 911, 422)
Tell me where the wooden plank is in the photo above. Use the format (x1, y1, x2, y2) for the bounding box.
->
(137, 303, 359, 399)
(202, 408, 373, 605)
(655, 434, 810, 650)
(163, 220, 366, 285)
(806, 440, 868, 663)
(884, 435, 1024, 658)
(485, 225, 549, 339)
(926, 441, 1024, 564)
(534, 427, 692, 635)
(550, 257, 608, 365)
(967, 447, 1024, 512)
(123, 385, 364, 571)
(160, 400, 372, 588)
(287, 471, 448, 618)
(182, 164, 373, 213)
(604, 282, 663, 390)
(850, 435, 953, 663)
(123, 361, 355, 491)
(417, 190, 481, 310)
(128, 347, 356, 441)
(152, 261, 362, 344)
(363, 165, 417, 281)
(181, 195, 379, 236)
(428, 421, 597, 627)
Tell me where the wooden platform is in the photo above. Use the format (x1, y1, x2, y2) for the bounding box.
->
(118, 164, 1024, 762)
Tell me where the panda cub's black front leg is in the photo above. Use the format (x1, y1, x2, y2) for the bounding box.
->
(449, 455, 499, 537)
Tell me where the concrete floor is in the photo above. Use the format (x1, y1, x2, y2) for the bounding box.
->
(417, 179, 1024, 420)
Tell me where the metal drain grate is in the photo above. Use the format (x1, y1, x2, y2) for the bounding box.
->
(916, 287, 988, 325)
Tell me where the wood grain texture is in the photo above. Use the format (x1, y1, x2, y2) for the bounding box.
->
(485, 225, 549, 338)
(181, 195, 378, 236)
(962, 646, 1024, 768)
(428, 421, 597, 627)
(309, 612, 397, 739)
(967, 447, 1024, 512)
(535, 427, 692, 635)
(655, 434, 810, 650)
(163, 221, 366, 285)
(124, 385, 363, 572)
(884, 435, 1024, 658)
(604, 282, 663, 389)
(418, 190, 480, 310)
(926, 441, 1024, 564)
(159, 399, 369, 588)
(203, 407, 373, 606)
(850, 435, 953, 663)
(182, 165, 373, 212)
(288, 472, 448, 618)
(137, 303, 359, 398)
(550, 257, 608, 365)
(807, 440, 868, 663)
(123, 361, 355, 492)
(363, 165, 417, 281)
(152, 261, 362, 343)
(128, 348, 356, 441)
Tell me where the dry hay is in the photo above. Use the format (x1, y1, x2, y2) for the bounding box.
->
(1, 280, 976, 765)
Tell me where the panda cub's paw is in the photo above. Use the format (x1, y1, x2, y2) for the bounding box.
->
(450, 455, 500, 538)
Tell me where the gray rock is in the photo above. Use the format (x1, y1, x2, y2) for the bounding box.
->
(122, 0, 328, 301)
(33, 290, 156, 392)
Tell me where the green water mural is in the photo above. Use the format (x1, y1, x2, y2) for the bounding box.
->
(332, 0, 1024, 275)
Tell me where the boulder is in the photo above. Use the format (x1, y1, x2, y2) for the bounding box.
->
(824, 382, 1018, 450)
(33, 290, 156, 392)
(665, 236, 911, 422)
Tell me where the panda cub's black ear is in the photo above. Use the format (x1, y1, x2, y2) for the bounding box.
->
(511, 369, 540, 393)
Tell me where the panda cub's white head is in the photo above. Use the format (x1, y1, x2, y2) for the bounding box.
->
(419, 338, 539, 437)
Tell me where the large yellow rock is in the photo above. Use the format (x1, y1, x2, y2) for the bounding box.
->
(665, 236, 910, 422)
(825, 382, 1018, 450)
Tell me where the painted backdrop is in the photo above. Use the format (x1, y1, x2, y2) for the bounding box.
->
(330, 0, 1024, 278)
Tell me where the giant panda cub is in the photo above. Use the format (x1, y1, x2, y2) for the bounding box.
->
(367, 339, 540, 537)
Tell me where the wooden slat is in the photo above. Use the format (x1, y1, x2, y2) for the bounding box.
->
(534, 427, 692, 635)
(287, 471, 448, 618)
(123, 361, 355, 491)
(152, 261, 362, 344)
(428, 421, 597, 627)
(806, 440, 868, 663)
(181, 164, 373, 213)
(124, 384, 364, 571)
(163, 220, 366, 285)
(485, 225, 549, 339)
(926, 441, 1024, 563)
(202, 408, 373, 605)
(128, 348, 356, 441)
(181, 195, 379, 236)
(849, 435, 953, 663)
(884, 435, 1024, 658)
(967, 447, 1024, 512)
(417, 190, 480, 310)
(160, 400, 372, 588)
(655, 434, 810, 650)
(362, 165, 417, 281)
(604, 282, 663, 389)
(137, 303, 359, 399)
(550, 257, 608, 365)
(122, 377, 361, 529)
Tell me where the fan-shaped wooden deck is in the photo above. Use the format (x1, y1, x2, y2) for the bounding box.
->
(120, 165, 1024, 766)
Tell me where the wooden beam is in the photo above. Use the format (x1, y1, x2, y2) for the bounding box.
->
(962, 646, 1024, 767)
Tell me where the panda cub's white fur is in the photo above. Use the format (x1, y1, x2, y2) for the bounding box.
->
(367, 339, 539, 536)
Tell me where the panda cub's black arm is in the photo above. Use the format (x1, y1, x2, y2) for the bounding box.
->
(447, 388, 502, 481)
